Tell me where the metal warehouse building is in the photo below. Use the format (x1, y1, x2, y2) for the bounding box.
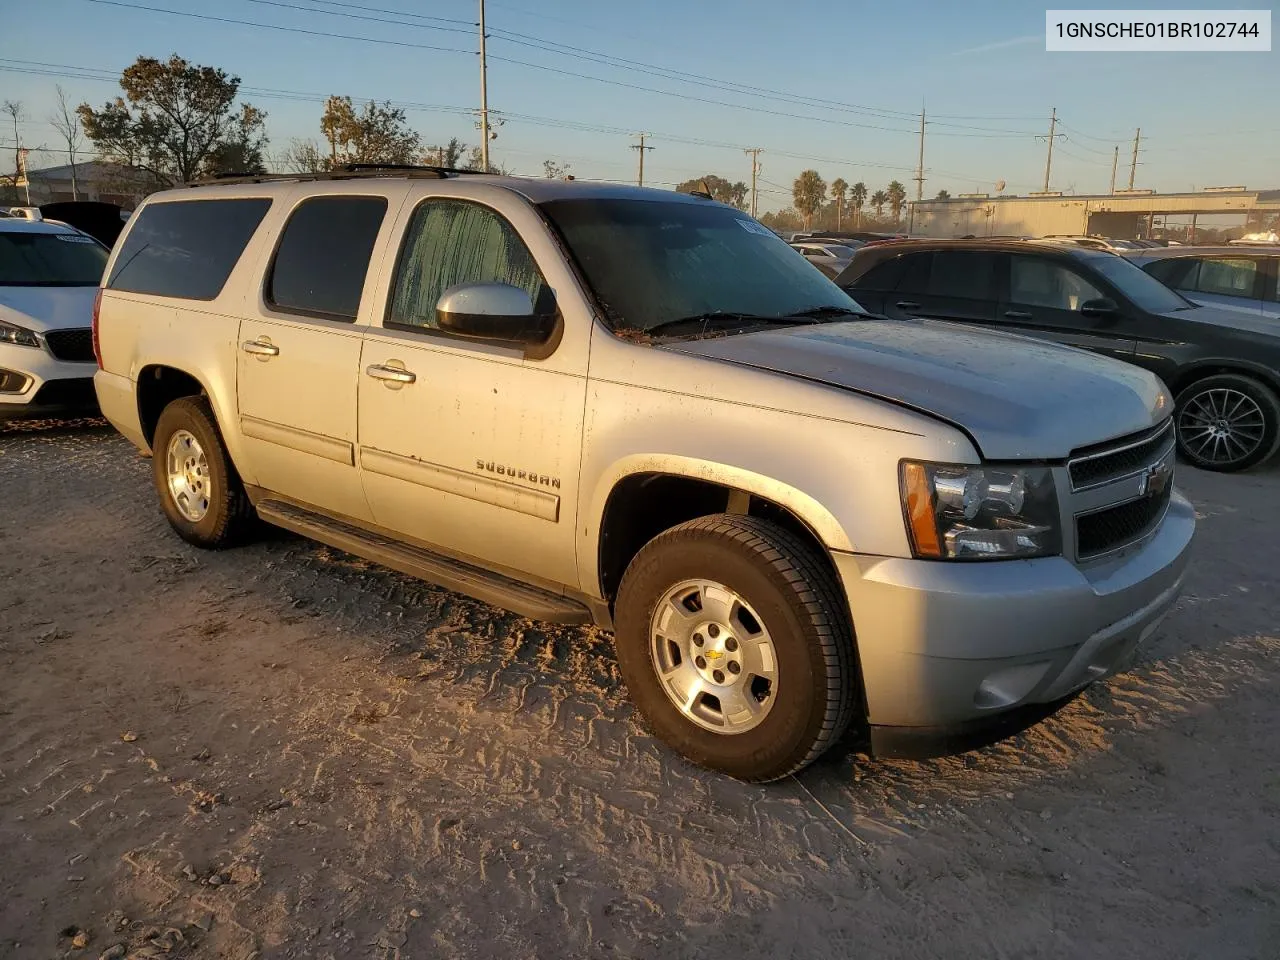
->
(906, 187, 1280, 240)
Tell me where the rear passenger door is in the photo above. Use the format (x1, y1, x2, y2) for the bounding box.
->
(873, 250, 1002, 326)
(997, 254, 1135, 362)
(236, 185, 405, 521)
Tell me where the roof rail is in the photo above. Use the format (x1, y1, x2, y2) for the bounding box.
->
(186, 163, 485, 188)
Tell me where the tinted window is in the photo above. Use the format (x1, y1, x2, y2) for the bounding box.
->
(928, 251, 997, 300)
(539, 198, 866, 333)
(1089, 254, 1193, 313)
(1195, 258, 1257, 298)
(852, 254, 907, 291)
(267, 196, 387, 321)
(1145, 258, 1199, 289)
(0, 231, 108, 286)
(389, 199, 550, 330)
(108, 198, 271, 299)
(1009, 257, 1102, 310)
(896, 252, 932, 293)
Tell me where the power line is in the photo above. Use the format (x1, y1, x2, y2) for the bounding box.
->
(239, 0, 475, 35)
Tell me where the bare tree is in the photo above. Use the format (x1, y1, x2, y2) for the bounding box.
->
(48, 86, 84, 200)
(282, 138, 327, 173)
(3, 100, 23, 183)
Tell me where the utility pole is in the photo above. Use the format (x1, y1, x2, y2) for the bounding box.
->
(1109, 145, 1119, 194)
(478, 0, 491, 173)
(630, 133, 653, 187)
(913, 107, 926, 201)
(1041, 107, 1058, 193)
(744, 148, 762, 217)
(1128, 127, 1141, 190)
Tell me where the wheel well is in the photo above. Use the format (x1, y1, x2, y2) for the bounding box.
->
(1168, 364, 1280, 398)
(137, 365, 205, 446)
(597, 473, 837, 603)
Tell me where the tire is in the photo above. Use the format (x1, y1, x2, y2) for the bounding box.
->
(614, 514, 859, 782)
(152, 396, 257, 548)
(1174, 373, 1280, 473)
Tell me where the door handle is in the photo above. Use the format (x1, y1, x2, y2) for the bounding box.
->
(365, 363, 417, 384)
(241, 338, 280, 357)
(895, 300, 920, 309)
(1004, 310, 1033, 320)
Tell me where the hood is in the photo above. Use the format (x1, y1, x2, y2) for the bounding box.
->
(0, 285, 97, 333)
(1163, 303, 1280, 338)
(666, 318, 1169, 460)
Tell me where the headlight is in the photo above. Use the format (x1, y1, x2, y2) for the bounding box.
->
(900, 461, 1061, 560)
(0, 320, 41, 349)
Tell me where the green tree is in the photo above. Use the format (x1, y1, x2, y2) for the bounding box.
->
(320, 95, 420, 166)
(759, 208, 803, 233)
(886, 180, 907, 224)
(792, 169, 826, 230)
(869, 189, 888, 220)
(78, 54, 267, 184)
(849, 181, 867, 228)
(829, 178, 848, 230)
(425, 138, 466, 168)
(675, 174, 749, 209)
(935, 189, 951, 200)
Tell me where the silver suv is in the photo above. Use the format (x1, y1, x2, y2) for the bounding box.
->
(94, 168, 1194, 781)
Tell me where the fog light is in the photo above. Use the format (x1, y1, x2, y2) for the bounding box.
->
(974, 661, 1053, 710)
(0, 369, 31, 393)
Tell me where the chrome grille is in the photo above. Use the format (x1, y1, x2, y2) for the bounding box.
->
(1067, 420, 1176, 561)
(1068, 420, 1174, 491)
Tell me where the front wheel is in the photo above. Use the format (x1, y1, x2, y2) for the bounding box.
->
(614, 515, 859, 781)
(1175, 374, 1280, 472)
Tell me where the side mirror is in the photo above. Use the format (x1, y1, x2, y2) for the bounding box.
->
(1080, 297, 1118, 317)
(435, 282, 557, 347)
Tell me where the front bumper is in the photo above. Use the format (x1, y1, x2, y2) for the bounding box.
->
(0, 342, 99, 421)
(834, 490, 1195, 740)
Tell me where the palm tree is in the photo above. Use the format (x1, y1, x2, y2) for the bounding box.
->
(870, 189, 888, 221)
(849, 181, 867, 228)
(886, 180, 907, 225)
(792, 169, 826, 230)
(830, 177, 847, 230)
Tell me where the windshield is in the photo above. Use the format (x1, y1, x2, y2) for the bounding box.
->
(0, 231, 109, 286)
(1089, 253, 1193, 313)
(539, 198, 868, 334)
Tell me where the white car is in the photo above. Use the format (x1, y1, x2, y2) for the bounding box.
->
(0, 217, 108, 420)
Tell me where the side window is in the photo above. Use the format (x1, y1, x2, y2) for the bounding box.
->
(1196, 258, 1257, 297)
(1146, 258, 1199, 290)
(107, 198, 272, 300)
(928, 251, 997, 300)
(387, 200, 549, 331)
(853, 254, 907, 291)
(267, 196, 388, 321)
(1009, 257, 1102, 311)
(895, 252, 932, 294)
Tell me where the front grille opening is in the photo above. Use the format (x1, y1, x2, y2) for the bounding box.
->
(43, 328, 96, 364)
(1076, 487, 1172, 559)
(1069, 420, 1174, 491)
(30, 377, 97, 408)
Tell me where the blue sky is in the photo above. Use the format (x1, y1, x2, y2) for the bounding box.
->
(2, 0, 1276, 210)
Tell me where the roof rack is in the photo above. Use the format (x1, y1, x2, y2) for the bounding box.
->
(186, 162, 485, 188)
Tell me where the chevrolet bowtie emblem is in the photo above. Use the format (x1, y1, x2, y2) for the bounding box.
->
(704, 649, 723, 660)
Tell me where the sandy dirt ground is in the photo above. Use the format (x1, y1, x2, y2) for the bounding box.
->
(1, 418, 1277, 960)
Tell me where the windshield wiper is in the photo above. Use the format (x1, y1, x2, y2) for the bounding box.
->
(784, 305, 867, 320)
(644, 312, 808, 338)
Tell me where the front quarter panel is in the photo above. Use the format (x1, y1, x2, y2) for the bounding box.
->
(579, 329, 977, 597)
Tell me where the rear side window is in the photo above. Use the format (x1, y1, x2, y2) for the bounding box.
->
(1195, 258, 1258, 298)
(848, 254, 907, 290)
(107, 198, 271, 300)
(267, 196, 388, 321)
(1145, 258, 1199, 289)
(927, 251, 997, 300)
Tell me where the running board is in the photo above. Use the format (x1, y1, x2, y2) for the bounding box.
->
(255, 499, 593, 625)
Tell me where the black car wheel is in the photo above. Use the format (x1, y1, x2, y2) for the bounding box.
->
(1174, 374, 1280, 472)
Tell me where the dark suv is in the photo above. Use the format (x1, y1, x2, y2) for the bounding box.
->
(835, 239, 1280, 472)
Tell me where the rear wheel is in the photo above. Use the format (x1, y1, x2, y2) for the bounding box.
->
(1174, 374, 1280, 472)
(152, 396, 257, 548)
(614, 514, 859, 782)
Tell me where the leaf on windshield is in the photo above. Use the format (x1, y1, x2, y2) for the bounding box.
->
(612, 327, 657, 345)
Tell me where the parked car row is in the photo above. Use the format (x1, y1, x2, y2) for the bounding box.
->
(834, 238, 1280, 472)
